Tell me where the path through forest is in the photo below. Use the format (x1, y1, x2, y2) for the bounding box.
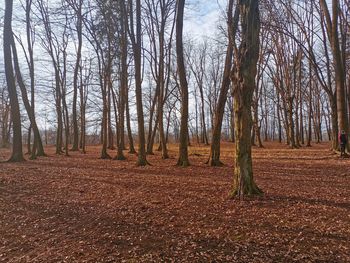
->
(0, 142, 349, 262)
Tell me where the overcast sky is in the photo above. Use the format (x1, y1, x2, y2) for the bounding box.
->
(0, 0, 226, 78)
(184, 0, 226, 39)
(0, 0, 225, 37)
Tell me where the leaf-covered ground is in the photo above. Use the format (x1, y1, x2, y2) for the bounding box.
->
(0, 142, 349, 262)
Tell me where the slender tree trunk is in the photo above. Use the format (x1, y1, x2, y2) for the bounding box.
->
(79, 74, 86, 153)
(101, 88, 111, 159)
(130, 0, 148, 165)
(27, 125, 32, 154)
(277, 94, 282, 143)
(107, 78, 115, 150)
(157, 19, 169, 159)
(11, 37, 46, 159)
(55, 74, 64, 155)
(208, 0, 238, 166)
(115, 8, 127, 161)
(146, 90, 158, 155)
(287, 96, 297, 148)
(198, 84, 208, 145)
(71, 2, 82, 151)
(126, 86, 136, 154)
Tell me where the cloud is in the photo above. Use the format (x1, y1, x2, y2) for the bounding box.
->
(183, 0, 226, 40)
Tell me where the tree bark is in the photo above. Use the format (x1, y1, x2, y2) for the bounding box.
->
(4, 0, 25, 162)
(11, 35, 46, 159)
(115, 5, 127, 160)
(176, 0, 190, 166)
(231, 0, 262, 198)
(71, 0, 83, 151)
(130, 0, 149, 165)
(320, 0, 348, 148)
(208, 0, 239, 166)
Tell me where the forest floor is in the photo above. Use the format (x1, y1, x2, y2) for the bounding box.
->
(0, 142, 350, 262)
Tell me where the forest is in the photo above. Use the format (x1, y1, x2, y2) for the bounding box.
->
(1, 0, 350, 261)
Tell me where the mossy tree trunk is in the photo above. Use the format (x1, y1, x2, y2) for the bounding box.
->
(231, 0, 262, 198)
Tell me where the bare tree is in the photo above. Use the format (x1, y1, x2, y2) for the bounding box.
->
(175, 0, 190, 166)
(208, 0, 239, 166)
(3, 0, 25, 162)
(65, 0, 83, 151)
(129, 0, 149, 165)
(114, 0, 127, 160)
(320, 0, 349, 149)
(231, 0, 262, 198)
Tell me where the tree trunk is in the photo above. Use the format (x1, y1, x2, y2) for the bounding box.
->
(107, 78, 115, 150)
(71, 2, 82, 151)
(115, 7, 127, 161)
(131, 0, 148, 165)
(208, 0, 238, 166)
(4, 0, 24, 162)
(176, 0, 190, 166)
(287, 96, 297, 148)
(101, 91, 111, 159)
(11, 36, 46, 159)
(320, 0, 349, 148)
(231, 0, 262, 198)
(277, 94, 282, 143)
(79, 64, 86, 153)
(27, 125, 32, 155)
(126, 86, 136, 154)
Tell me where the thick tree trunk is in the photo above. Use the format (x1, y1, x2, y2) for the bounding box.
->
(320, 0, 349, 149)
(232, 100, 262, 197)
(176, 0, 190, 166)
(4, 0, 24, 162)
(231, 0, 262, 198)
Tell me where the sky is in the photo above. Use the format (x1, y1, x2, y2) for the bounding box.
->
(0, 0, 226, 130)
(184, 0, 226, 39)
(0, 0, 224, 37)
